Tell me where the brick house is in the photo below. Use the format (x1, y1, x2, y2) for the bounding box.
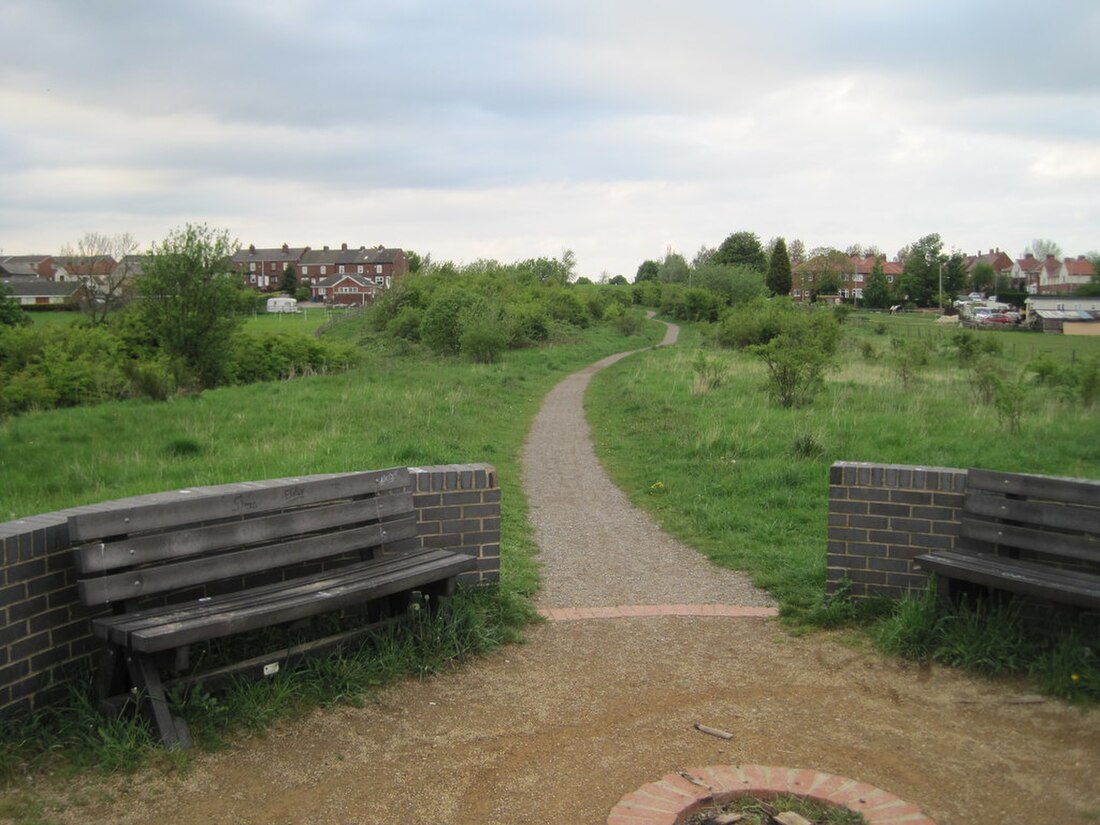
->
(964, 249, 1015, 289)
(0, 255, 58, 280)
(311, 272, 383, 306)
(1, 276, 88, 306)
(1013, 254, 1097, 294)
(231, 243, 309, 292)
(791, 254, 902, 302)
(300, 244, 408, 291)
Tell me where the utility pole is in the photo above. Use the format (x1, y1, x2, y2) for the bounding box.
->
(938, 261, 943, 312)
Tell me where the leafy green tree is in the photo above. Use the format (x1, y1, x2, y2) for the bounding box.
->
(657, 251, 690, 284)
(280, 264, 298, 295)
(136, 223, 242, 388)
(766, 238, 792, 296)
(635, 260, 659, 283)
(608, 274, 628, 286)
(969, 261, 995, 295)
(862, 259, 891, 308)
(898, 233, 966, 308)
(0, 281, 30, 327)
(799, 248, 849, 299)
(713, 231, 767, 272)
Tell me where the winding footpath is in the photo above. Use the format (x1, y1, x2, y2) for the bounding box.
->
(521, 319, 776, 617)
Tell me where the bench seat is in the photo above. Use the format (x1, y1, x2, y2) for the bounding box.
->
(915, 468, 1100, 612)
(94, 547, 476, 653)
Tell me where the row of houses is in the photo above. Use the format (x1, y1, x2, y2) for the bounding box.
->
(1, 244, 410, 307)
(231, 243, 409, 305)
(790, 249, 1097, 303)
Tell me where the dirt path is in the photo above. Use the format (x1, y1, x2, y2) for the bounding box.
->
(39, 323, 1100, 825)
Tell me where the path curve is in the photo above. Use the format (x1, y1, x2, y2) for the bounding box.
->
(521, 319, 775, 611)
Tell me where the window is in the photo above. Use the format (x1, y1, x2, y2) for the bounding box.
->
(886, 275, 894, 283)
(338, 265, 345, 274)
(357, 265, 364, 274)
(375, 264, 383, 274)
(320, 266, 327, 275)
(250, 263, 256, 272)
(793, 289, 802, 298)
(854, 273, 864, 283)
(375, 276, 384, 285)
(854, 289, 864, 299)
(301, 266, 308, 275)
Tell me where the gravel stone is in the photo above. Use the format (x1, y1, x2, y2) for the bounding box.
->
(522, 321, 775, 609)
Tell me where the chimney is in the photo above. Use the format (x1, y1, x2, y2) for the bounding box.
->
(341, 242, 348, 251)
(323, 245, 329, 251)
(248, 244, 255, 255)
(1046, 254, 1055, 260)
(282, 242, 288, 253)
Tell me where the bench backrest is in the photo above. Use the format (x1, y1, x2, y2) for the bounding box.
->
(71, 468, 416, 608)
(962, 469, 1100, 567)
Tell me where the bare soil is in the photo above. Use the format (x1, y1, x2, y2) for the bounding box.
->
(40, 618, 1100, 825)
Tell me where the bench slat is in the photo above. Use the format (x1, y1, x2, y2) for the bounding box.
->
(965, 491, 1100, 537)
(74, 493, 412, 574)
(967, 468, 1100, 507)
(78, 515, 418, 606)
(917, 550, 1100, 611)
(68, 468, 410, 541)
(95, 549, 477, 652)
(961, 517, 1100, 563)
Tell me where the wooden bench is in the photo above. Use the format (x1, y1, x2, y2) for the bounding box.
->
(915, 469, 1100, 611)
(71, 467, 477, 748)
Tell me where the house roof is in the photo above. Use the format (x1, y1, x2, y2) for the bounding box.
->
(232, 244, 308, 264)
(1, 276, 82, 297)
(1065, 256, 1096, 277)
(965, 250, 1014, 273)
(314, 273, 381, 289)
(0, 255, 53, 264)
(301, 246, 404, 266)
(0, 261, 39, 277)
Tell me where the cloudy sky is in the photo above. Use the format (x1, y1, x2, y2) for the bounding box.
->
(2, 1, 1097, 278)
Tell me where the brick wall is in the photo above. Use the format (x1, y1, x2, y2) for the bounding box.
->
(827, 461, 967, 600)
(0, 464, 500, 721)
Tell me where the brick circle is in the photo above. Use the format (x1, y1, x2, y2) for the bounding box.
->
(608, 764, 937, 825)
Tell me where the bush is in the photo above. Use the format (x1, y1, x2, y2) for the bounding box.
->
(229, 332, 360, 383)
(751, 332, 833, 407)
(419, 289, 484, 355)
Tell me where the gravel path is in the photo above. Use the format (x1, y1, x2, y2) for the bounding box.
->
(522, 320, 775, 609)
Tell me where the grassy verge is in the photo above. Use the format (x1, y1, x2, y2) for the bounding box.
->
(585, 313, 1100, 690)
(0, 315, 662, 803)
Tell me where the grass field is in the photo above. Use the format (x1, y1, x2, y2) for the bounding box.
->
(0, 317, 663, 597)
(585, 314, 1100, 624)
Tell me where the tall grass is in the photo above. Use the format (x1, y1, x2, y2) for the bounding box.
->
(585, 319, 1100, 626)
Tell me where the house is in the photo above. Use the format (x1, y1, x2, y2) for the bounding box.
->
(964, 249, 1016, 288)
(1, 276, 87, 306)
(0, 255, 57, 280)
(1013, 254, 1096, 294)
(231, 243, 309, 291)
(791, 254, 902, 302)
(1025, 294, 1100, 335)
(299, 244, 408, 291)
(54, 255, 117, 279)
(311, 272, 383, 306)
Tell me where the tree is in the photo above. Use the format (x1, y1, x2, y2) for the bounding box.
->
(280, 263, 298, 295)
(635, 260, 659, 283)
(800, 247, 849, 299)
(1027, 238, 1062, 259)
(713, 231, 767, 272)
(897, 233, 943, 307)
(608, 274, 628, 285)
(0, 281, 30, 327)
(863, 259, 891, 308)
(970, 261, 995, 294)
(405, 250, 423, 273)
(788, 238, 806, 266)
(60, 231, 140, 325)
(657, 250, 690, 284)
(136, 223, 242, 388)
(691, 245, 716, 269)
(766, 237, 792, 296)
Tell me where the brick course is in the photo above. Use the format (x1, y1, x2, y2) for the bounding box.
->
(827, 461, 967, 601)
(0, 464, 500, 720)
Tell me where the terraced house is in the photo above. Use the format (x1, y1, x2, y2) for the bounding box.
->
(231, 242, 408, 303)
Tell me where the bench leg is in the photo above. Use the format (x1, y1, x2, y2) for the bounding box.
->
(126, 652, 193, 749)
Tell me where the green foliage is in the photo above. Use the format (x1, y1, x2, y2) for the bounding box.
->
(692, 264, 768, 306)
(136, 223, 243, 387)
(0, 282, 30, 328)
(656, 251, 690, 284)
(751, 332, 833, 407)
(876, 588, 1099, 702)
(634, 259, 659, 283)
(765, 237, 792, 295)
(862, 266, 891, 309)
(890, 336, 927, 389)
(897, 233, 967, 308)
(608, 274, 628, 286)
(228, 332, 360, 382)
(992, 374, 1028, 432)
(419, 288, 482, 355)
(690, 351, 726, 395)
(713, 230, 767, 272)
(659, 285, 722, 322)
(280, 264, 298, 295)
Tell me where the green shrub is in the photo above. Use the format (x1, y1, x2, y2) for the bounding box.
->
(419, 289, 484, 354)
(543, 289, 590, 328)
(459, 306, 510, 364)
(385, 307, 422, 341)
(891, 337, 927, 388)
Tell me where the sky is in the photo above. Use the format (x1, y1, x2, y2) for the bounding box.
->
(1, 0, 1098, 279)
